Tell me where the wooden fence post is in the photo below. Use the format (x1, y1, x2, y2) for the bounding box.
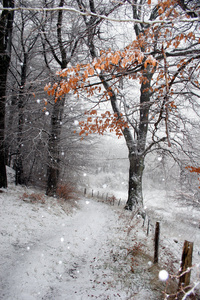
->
(154, 221, 160, 264)
(179, 240, 193, 288)
(147, 219, 150, 236)
(143, 212, 146, 227)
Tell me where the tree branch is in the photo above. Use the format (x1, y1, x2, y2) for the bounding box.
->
(0, 6, 199, 24)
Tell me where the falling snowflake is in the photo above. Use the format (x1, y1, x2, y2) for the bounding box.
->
(159, 270, 169, 281)
(74, 120, 79, 126)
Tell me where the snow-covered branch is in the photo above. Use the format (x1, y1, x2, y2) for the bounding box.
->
(0, 6, 199, 24)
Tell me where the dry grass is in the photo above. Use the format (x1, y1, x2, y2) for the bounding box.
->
(20, 192, 45, 204)
(56, 183, 77, 201)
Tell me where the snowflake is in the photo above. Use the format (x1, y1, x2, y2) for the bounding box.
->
(159, 270, 169, 281)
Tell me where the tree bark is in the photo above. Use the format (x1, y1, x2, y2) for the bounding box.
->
(0, 0, 15, 188)
(0, 57, 9, 188)
(46, 98, 65, 196)
(125, 153, 145, 210)
(15, 52, 28, 185)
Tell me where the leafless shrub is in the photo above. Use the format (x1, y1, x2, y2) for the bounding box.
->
(56, 183, 77, 201)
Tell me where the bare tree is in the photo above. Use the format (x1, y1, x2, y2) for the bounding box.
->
(3, 0, 94, 191)
(41, 0, 86, 196)
(5, 1, 49, 185)
(0, 0, 15, 188)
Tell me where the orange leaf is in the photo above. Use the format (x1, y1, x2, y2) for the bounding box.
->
(88, 68, 94, 76)
(90, 110, 97, 115)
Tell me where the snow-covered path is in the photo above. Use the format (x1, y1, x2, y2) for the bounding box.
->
(0, 189, 125, 300)
(3, 185, 199, 299)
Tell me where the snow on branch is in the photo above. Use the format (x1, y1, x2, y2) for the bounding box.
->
(0, 6, 199, 24)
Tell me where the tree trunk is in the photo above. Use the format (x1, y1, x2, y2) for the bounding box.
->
(15, 52, 28, 185)
(0, 1, 15, 188)
(125, 153, 144, 210)
(0, 60, 8, 188)
(15, 155, 24, 185)
(15, 90, 26, 185)
(125, 70, 153, 210)
(45, 0, 70, 196)
(46, 98, 65, 196)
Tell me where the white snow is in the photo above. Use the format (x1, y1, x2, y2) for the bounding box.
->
(159, 270, 169, 281)
(0, 181, 199, 299)
(74, 120, 79, 126)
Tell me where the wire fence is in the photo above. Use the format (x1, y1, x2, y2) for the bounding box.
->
(83, 187, 126, 207)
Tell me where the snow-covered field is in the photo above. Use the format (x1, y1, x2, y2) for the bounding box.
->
(0, 179, 199, 299)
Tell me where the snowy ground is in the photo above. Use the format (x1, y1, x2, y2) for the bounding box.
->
(0, 185, 159, 300)
(0, 182, 200, 299)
